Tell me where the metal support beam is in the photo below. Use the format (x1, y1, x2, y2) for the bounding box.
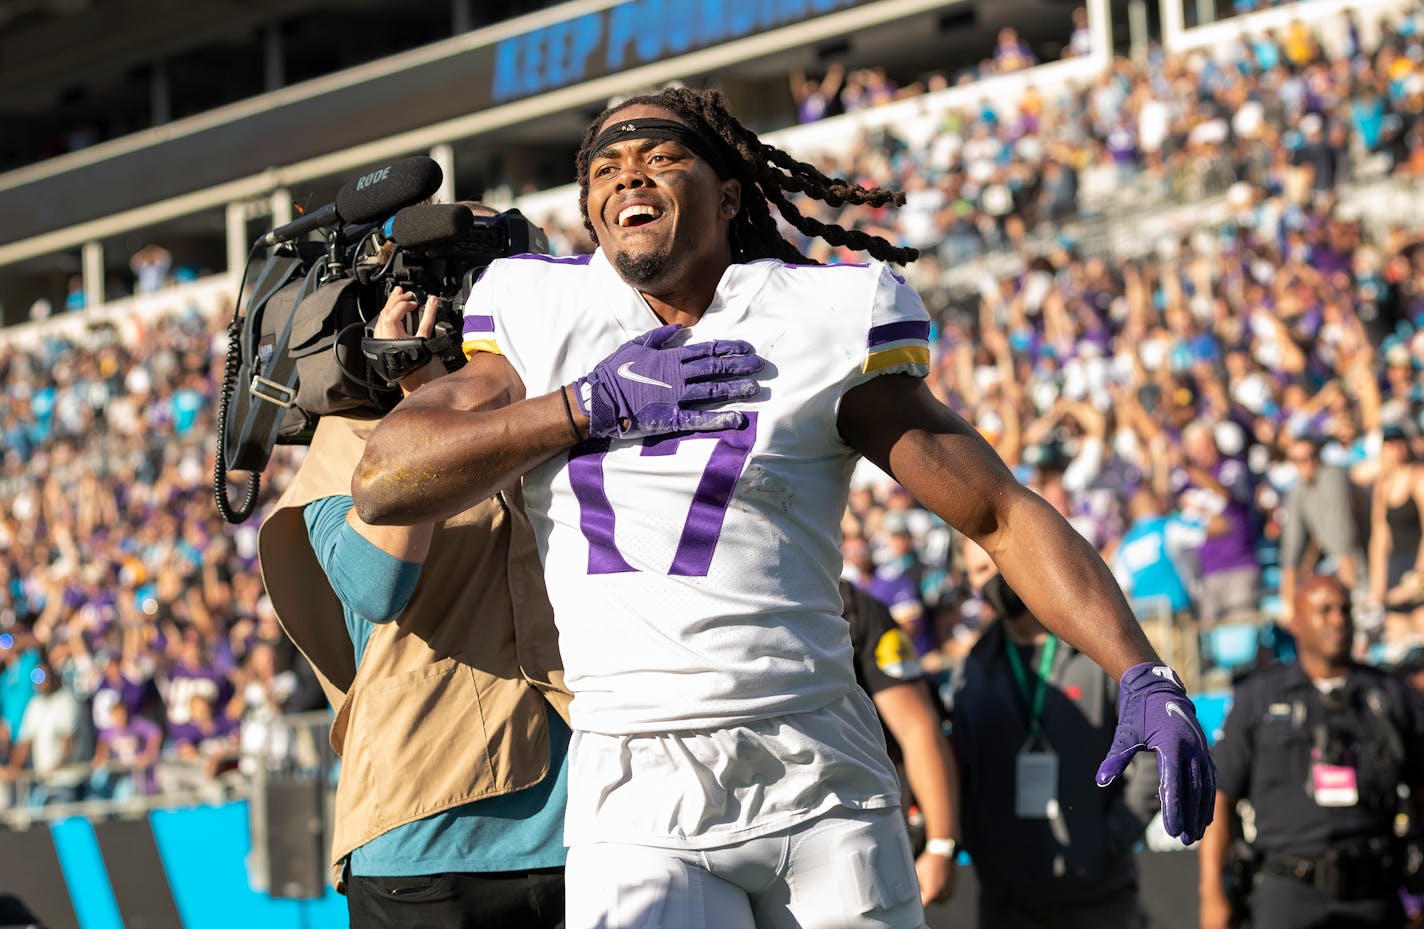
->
(269, 188, 293, 229)
(150, 60, 171, 126)
(81, 241, 103, 312)
(226, 202, 249, 284)
(1129, 0, 1150, 63)
(1088, 0, 1113, 62)
(1160, 0, 1186, 53)
(452, 0, 473, 34)
(264, 22, 285, 92)
(431, 143, 456, 205)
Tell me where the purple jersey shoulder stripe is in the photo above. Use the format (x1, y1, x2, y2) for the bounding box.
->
(463, 315, 495, 336)
(507, 252, 594, 265)
(868, 320, 929, 347)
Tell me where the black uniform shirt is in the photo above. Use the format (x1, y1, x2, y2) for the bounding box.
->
(948, 620, 1159, 906)
(841, 580, 939, 765)
(1213, 661, 1424, 858)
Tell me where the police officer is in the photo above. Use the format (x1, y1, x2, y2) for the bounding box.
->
(1198, 573, 1424, 929)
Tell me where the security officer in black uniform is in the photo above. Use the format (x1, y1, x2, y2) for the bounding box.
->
(1198, 573, 1424, 929)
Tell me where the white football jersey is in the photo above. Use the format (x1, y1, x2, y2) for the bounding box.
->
(463, 250, 931, 734)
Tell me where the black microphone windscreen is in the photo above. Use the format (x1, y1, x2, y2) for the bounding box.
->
(390, 204, 475, 247)
(335, 156, 444, 225)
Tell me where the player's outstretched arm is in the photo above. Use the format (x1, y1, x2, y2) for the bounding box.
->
(840, 374, 1215, 843)
(353, 351, 570, 526)
(839, 373, 1155, 678)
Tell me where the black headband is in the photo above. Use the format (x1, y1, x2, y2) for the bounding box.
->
(588, 117, 734, 179)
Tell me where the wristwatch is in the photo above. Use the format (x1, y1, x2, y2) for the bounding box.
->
(924, 837, 958, 859)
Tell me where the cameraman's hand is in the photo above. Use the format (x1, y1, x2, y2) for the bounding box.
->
(377, 287, 442, 394)
(572, 324, 763, 440)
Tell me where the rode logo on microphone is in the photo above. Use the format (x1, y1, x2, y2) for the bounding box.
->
(355, 166, 392, 190)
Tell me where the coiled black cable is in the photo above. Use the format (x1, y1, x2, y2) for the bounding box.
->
(214, 245, 263, 524)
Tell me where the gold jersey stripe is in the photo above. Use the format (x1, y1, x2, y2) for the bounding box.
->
(461, 337, 503, 361)
(863, 344, 930, 374)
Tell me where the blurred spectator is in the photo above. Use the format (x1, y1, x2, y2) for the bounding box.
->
(844, 530, 932, 659)
(230, 639, 304, 775)
(1113, 486, 1200, 619)
(86, 651, 158, 737)
(1278, 435, 1365, 621)
(0, 631, 41, 763)
(1066, 7, 1093, 59)
(839, 67, 902, 112)
(1369, 424, 1424, 643)
(1292, 114, 1348, 196)
(161, 626, 234, 735)
(790, 63, 844, 124)
(130, 244, 172, 295)
(1175, 422, 1261, 626)
(90, 701, 162, 798)
(64, 277, 85, 313)
(164, 692, 240, 798)
(1, 657, 84, 807)
(993, 28, 1038, 74)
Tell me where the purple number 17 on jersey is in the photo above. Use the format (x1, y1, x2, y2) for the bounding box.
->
(567, 414, 759, 577)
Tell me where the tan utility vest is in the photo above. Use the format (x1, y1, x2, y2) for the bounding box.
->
(257, 415, 570, 887)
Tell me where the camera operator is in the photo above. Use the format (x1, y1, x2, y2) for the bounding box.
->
(257, 205, 571, 928)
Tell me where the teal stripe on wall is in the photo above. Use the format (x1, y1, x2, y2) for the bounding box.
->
(147, 801, 346, 929)
(48, 817, 124, 929)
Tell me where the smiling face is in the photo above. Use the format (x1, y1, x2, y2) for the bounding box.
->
(585, 104, 740, 296)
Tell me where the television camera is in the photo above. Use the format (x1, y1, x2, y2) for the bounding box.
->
(214, 155, 547, 524)
(354, 202, 546, 383)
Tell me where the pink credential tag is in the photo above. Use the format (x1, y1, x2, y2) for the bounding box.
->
(1311, 763, 1359, 807)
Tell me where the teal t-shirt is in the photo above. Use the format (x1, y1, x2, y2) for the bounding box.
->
(0, 647, 40, 742)
(304, 495, 568, 876)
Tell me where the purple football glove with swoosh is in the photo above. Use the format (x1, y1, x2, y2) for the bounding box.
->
(573, 324, 763, 439)
(1096, 661, 1216, 845)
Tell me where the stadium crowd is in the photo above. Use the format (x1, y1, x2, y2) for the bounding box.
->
(2, 6, 1424, 812)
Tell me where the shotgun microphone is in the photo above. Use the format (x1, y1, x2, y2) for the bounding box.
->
(259, 156, 443, 247)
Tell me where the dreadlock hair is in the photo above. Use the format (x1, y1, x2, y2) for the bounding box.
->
(575, 86, 920, 266)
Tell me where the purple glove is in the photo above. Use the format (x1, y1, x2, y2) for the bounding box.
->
(1095, 661, 1215, 845)
(573, 324, 763, 439)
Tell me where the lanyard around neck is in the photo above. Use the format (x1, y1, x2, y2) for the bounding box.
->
(1004, 634, 1059, 738)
